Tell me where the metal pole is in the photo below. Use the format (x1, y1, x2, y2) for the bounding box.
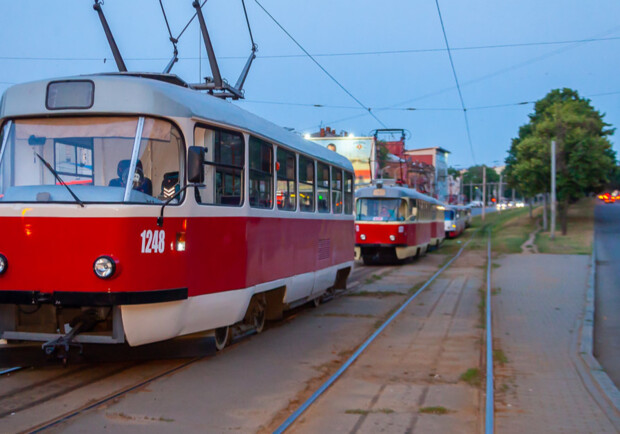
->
(550, 140, 556, 240)
(482, 166, 486, 222)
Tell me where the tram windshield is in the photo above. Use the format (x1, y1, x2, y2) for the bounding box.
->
(0, 116, 183, 204)
(445, 210, 456, 220)
(356, 198, 406, 221)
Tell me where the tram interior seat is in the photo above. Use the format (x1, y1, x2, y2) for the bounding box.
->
(109, 159, 153, 196)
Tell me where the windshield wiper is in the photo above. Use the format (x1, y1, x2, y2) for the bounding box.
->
(35, 153, 85, 207)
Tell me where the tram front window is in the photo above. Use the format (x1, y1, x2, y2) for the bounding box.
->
(0, 117, 183, 204)
(356, 198, 405, 221)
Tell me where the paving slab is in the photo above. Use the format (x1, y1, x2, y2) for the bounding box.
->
(493, 254, 618, 433)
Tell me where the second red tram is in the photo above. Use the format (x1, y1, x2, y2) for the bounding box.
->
(354, 184, 443, 264)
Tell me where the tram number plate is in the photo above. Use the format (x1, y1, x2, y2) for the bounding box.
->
(140, 230, 166, 254)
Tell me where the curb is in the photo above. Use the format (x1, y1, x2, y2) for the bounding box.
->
(576, 241, 620, 427)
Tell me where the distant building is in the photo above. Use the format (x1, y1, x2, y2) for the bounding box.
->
(403, 147, 450, 202)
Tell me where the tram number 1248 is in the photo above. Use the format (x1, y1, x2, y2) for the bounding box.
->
(140, 229, 166, 254)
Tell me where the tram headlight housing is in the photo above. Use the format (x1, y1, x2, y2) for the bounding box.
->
(0, 254, 7, 276)
(389, 235, 396, 241)
(360, 234, 366, 241)
(93, 256, 116, 279)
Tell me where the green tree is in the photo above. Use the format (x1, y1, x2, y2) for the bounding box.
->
(505, 88, 616, 234)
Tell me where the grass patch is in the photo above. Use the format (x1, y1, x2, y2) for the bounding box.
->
(493, 349, 508, 365)
(345, 409, 369, 415)
(535, 198, 595, 255)
(316, 313, 377, 318)
(477, 288, 486, 329)
(345, 408, 394, 415)
(364, 274, 383, 284)
(460, 368, 482, 387)
(419, 406, 449, 415)
(348, 290, 404, 298)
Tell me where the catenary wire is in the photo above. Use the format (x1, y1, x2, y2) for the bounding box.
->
(1, 35, 619, 62)
(434, 0, 476, 164)
(253, 0, 388, 129)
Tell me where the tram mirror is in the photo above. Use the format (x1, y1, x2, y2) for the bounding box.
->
(28, 135, 46, 146)
(188, 146, 205, 184)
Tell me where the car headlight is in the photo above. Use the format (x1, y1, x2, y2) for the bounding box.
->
(93, 256, 116, 279)
(0, 254, 7, 275)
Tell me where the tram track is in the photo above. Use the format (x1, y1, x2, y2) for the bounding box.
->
(0, 262, 390, 433)
(273, 232, 482, 433)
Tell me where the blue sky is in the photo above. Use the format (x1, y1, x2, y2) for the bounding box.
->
(1, 0, 619, 168)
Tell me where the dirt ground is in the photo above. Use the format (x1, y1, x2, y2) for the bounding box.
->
(289, 250, 486, 434)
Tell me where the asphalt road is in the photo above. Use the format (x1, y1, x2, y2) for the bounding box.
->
(593, 202, 620, 389)
(470, 206, 498, 217)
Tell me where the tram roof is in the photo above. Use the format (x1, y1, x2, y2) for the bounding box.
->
(0, 73, 353, 170)
(355, 185, 439, 204)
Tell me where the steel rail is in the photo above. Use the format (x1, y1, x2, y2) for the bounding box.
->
(0, 367, 22, 376)
(274, 233, 476, 434)
(485, 229, 494, 434)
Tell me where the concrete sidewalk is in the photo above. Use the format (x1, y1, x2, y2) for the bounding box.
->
(493, 254, 618, 433)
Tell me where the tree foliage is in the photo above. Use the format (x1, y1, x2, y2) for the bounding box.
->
(504, 88, 616, 233)
(462, 165, 499, 185)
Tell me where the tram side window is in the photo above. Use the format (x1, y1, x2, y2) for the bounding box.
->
(317, 162, 330, 213)
(299, 156, 315, 212)
(331, 167, 343, 213)
(249, 136, 273, 209)
(408, 199, 417, 221)
(344, 171, 354, 214)
(194, 126, 244, 206)
(276, 147, 296, 211)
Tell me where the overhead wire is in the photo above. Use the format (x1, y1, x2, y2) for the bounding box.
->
(1, 35, 619, 62)
(253, 0, 388, 129)
(434, 0, 476, 164)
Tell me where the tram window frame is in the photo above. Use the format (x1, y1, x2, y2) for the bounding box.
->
(193, 124, 244, 207)
(344, 171, 354, 214)
(317, 161, 330, 213)
(0, 115, 186, 206)
(249, 136, 273, 209)
(299, 155, 315, 212)
(331, 167, 343, 214)
(408, 199, 417, 221)
(276, 146, 297, 211)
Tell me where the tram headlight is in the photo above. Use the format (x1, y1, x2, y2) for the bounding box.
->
(93, 256, 116, 279)
(389, 235, 396, 241)
(0, 254, 7, 275)
(360, 234, 366, 241)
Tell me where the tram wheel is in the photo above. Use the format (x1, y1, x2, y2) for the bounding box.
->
(312, 296, 321, 308)
(214, 326, 231, 351)
(253, 301, 266, 334)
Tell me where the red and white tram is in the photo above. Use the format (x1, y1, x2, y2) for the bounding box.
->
(354, 183, 441, 264)
(0, 73, 355, 352)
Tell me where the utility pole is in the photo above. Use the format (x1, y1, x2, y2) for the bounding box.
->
(482, 166, 486, 221)
(550, 140, 556, 240)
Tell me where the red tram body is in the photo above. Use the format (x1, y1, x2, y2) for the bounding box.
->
(354, 184, 444, 264)
(0, 74, 355, 350)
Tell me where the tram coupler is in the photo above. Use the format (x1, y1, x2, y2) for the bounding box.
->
(42, 321, 85, 362)
(41, 309, 99, 363)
